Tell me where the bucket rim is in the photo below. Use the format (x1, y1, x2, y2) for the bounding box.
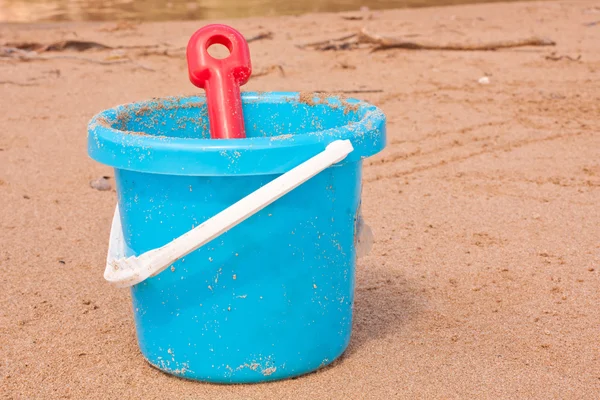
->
(87, 91, 386, 176)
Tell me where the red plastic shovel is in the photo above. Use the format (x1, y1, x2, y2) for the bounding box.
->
(186, 24, 252, 139)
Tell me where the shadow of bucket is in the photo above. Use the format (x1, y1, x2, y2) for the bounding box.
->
(87, 92, 386, 383)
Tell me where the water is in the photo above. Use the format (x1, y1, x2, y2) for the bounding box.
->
(0, 0, 527, 23)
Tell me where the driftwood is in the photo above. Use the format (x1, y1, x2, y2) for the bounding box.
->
(2, 30, 273, 61)
(359, 28, 555, 51)
(300, 28, 556, 52)
(3, 40, 161, 53)
(0, 30, 273, 70)
(4, 40, 111, 52)
(0, 46, 154, 71)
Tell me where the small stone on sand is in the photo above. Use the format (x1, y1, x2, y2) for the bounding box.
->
(90, 177, 111, 191)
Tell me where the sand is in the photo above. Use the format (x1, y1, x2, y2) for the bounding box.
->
(1, 1, 599, 398)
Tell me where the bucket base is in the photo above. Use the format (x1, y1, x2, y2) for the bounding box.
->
(141, 339, 350, 384)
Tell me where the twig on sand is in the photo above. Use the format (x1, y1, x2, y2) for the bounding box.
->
(358, 28, 555, 51)
(341, 15, 365, 21)
(300, 28, 556, 52)
(2, 33, 271, 63)
(1, 31, 272, 65)
(0, 80, 38, 86)
(4, 40, 111, 52)
(135, 48, 184, 58)
(246, 31, 274, 43)
(0, 47, 155, 71)
(297, 33, 359, 50)
(545, 52, 581, 61)
(3, 40, 161, 53)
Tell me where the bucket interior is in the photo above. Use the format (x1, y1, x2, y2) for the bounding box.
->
(107, 93, 363, 139)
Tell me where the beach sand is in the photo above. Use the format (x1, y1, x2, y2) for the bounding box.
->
(1, 1, 599, 398)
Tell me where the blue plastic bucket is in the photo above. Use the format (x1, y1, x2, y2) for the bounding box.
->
(87, 92, 386, 383)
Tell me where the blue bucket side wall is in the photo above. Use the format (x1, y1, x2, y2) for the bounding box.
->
(115, 161, 362, 382)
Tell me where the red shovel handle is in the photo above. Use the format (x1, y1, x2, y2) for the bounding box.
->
(186, 24, 252, 139)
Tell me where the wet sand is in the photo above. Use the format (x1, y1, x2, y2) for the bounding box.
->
(1, 0, 599, 398)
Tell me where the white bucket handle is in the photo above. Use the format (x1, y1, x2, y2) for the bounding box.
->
(104, 140, 354, 288)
